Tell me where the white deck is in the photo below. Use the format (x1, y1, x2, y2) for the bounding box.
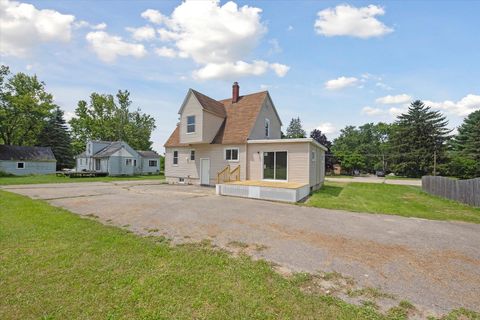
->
(216, 180, 310, 202)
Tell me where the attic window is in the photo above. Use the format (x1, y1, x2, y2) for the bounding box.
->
(187, 115, 196, 133)
(265, 118, 270, 137)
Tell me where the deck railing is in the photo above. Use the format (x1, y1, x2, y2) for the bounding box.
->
(217, 165, 241, 184)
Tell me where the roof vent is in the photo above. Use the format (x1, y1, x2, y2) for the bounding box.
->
(232, 81, 239, 103)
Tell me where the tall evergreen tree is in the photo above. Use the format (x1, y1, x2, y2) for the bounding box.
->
(37, 107, 74, 170)
(390, 100, 451, 177)
(310, 129, 334, 171)
(285, 117, 306, 138)
(447, 110, 480, 178)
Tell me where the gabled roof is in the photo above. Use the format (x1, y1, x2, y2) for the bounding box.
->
(165, 90, 269, 147)
(137, 150, 160, 158)
(93, 141, 125, 157)
(191, 90, 226, 118)
(0, 145, 56, 161)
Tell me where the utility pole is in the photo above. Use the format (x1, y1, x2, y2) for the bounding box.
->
(433, 150, 437, 176)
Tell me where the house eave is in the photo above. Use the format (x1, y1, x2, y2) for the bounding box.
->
(247, 138, 328, 151)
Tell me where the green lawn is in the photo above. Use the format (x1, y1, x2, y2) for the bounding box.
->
(306, 182, 480, 224)
(1, 192, 477, 319)
(0, 173, 165, 185)
(384, 176, 422, 181)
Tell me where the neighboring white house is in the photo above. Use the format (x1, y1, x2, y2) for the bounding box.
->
(164, 82, 326, 198)
(75, 141, 160, 176)
(0, 145, 56, 175)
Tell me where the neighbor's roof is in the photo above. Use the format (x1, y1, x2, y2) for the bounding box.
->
(137, 150, 159, 158)
(0, 145, 56, 161)
(165, 91, 268, 147)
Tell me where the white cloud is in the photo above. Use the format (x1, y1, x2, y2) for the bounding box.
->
(362, 106, 385, 116)
(314, 4, 393, 38)
(141, 9, 167, 24)
(375, 82, 393, 90)
(317, 122, 337, 135)
(86, 31, 147, 63)
(287, 25, 293, 31)
(155, 46, 177, 58)
(0, 0, 75, 56)
(270, 63, 289, 77)
(126, 25, 156, 41)
(425, 94, 480, 117)
(268, 38, 282, 54)
(324, 76, 358, 90)
(376, 94, 411, 104)
(141, 0, 289, 79)
(389, 106, 407, 117)
(75, 20, 106, 30)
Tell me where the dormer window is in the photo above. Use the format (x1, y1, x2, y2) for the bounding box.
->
(187, 115, 196, 133)
(265, 118, 270, 137)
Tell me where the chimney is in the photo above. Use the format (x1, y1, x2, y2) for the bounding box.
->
(232, 81, 239, 103)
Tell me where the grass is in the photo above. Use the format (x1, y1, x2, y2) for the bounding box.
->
(0, 173, 165, 185)
(384, 176, 421, 181)
(1, 191, 478, 319)
(326, 175, 354, 179)
(306, 182, 480, 224)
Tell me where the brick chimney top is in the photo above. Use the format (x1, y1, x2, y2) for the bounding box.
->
(232, 81, 239, 103)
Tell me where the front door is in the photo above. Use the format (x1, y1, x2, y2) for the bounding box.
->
(200, 158, 210, 185)
(95, 159, 101, 171)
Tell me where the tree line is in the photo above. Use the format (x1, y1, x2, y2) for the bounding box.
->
(0, 65, 156, 170)
(284, 102, 479, 179)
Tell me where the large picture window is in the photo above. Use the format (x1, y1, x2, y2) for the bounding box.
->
(187, 115, 196, 133)
(149, 160, 157, 167)
(225, 148, 239, 161)
(263, 151, 287, 180)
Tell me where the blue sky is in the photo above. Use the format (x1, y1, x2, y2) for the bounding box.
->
(1, 0, 479, 153)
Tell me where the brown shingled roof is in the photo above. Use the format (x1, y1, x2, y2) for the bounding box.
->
(191, 89, 226, 118)
(164, 91, 268, 147)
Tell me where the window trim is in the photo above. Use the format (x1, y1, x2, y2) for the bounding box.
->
(173, 150, 179, 166)
(17, 162, 25, 169)
(265, 118, 270, 137)
(186, 115, 196, 134)
(125, 159, 133, 166)
(190, 149, 196, 161)
(224, 147, 239, 162)
(148, 160, 158, 167)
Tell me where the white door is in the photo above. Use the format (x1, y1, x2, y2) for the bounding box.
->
(200, 158, 210, 185)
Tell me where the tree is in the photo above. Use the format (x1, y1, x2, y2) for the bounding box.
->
(310, 129, 334, 171)
(0, 65, 56, 145)
(285, 117, 306, 138)
(36, 107, 74, 170)
(331, 123, 394, 174)
(69, 90, 156, 154)
(447, 110, 480, 178)
(390, 100, 451, 177)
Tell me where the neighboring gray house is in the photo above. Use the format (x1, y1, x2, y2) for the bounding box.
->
(75, 141, 160, 176)
(0, 145, 56, 175)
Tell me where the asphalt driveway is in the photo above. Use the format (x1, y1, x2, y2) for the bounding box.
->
(2, 181, 479, 316)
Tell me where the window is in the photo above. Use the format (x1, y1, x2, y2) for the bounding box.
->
(149, 160, 158, 167)
(190, 150, 195, 161)
(79, 159, 83, 165)
(311, 151, 316, 162)
(17, 162, 25, 169)
(187, 115, 196, 133)
(225, 148, 239, 161)
(263, 151, 287, 180)
(265, 118, 270, 137)
(134, 159, 137, 167)
(125, 159, 133, 166)
(173, 150, 178, 165)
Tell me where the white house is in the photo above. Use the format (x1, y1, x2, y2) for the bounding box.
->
(75, 141, 160, 176)
(164, 82, 326, 202)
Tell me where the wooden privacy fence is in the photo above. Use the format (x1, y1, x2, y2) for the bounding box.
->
(422, 176, 480, 207)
